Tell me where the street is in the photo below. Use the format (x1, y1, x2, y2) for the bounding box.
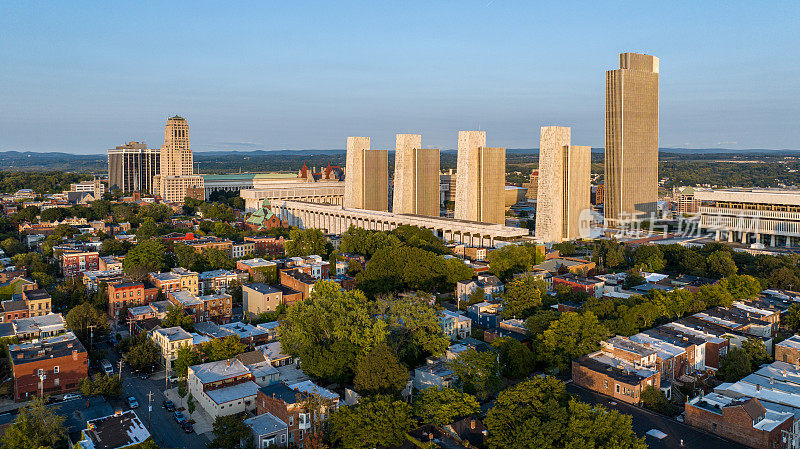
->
(566, 383, 752, 449)
(101, 340, 212, 449)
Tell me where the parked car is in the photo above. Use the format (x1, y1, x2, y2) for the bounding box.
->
(100, 359, 114, 376)
(182, 422, 194, 433)
(63, 393, 82, 401)
(173, 411, 187, 425)
(163, 400, 176, 411)
(128, 396, 139, 409)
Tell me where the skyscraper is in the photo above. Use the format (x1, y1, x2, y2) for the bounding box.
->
(152, 116, 204, 203)
(605, 52, 659, 224)
(107, 141, 160, 193)
(344, 137, 388, 211)
(535, 126, 591, 242)
(392, 134, 440, 216)
(454, 131, 505, 224)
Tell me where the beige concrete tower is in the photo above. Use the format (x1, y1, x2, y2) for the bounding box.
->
(160, 116, 193, 176)
(393, 134, 440, 216)
(605, 52, 659, 223)
(344, 137, 388, 211)
(152, 116, 204, 203)
(535, 127, 591, 242)
(454, 131, 505, 224)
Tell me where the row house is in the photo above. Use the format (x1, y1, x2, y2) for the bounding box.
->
(467, 302, 502, 329)
(280, 255, 329, 280)
(257, 381, 340, 448)
(776, 335, 800, 365)
(149, 267, 199, 295)
(440, 310, 472, 340)
(455, 273, 504, 307)
(151, 326, 194, 370)
(694, 306, 774, 339)
(107, 281, 159, 323)
(244, 236, 286, 257)
(188, 359, 263, 419)
(21, 289, 51, 317)
(232, 242, 256, 259)
(60, 251, 100, 277)
(237, 258, 277, 277)
(572, 349, 661, 405)
(552, 273, 605, 298)
(0, 299, 29, 322)
(686, 394, 792, 449)
(168, 291, 233, 324)
(9, 332, 88, 401)
(681, 312, 774, 354)
(198, 269, 247, 295)
(279, 270, 317, 301)
(82, 270, 126, 292)
(0, 268, 27, 283)
(243, 283, 302, 318)
(98, 255, 123, 271)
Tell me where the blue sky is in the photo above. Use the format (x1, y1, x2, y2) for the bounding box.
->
(1, 1, 798, 153)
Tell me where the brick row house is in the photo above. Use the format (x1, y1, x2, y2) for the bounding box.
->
(107, 281, 159, 323)
(60, 251, 100, 277)
(168, 291, 233, 324)
(9, 332, 88, 401)
(257, 381, 340, 448)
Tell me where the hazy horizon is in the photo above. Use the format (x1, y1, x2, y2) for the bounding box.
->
(2, 2, 798, 154)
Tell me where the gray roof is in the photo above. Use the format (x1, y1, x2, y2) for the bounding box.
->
(244, 412, 288, 436)
(190, 358, 250, 384)
(205, 380, 260, 404)
(154, 326, 192, 342)
(244, 283, 280, 295)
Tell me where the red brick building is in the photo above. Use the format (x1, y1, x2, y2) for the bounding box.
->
(244, 236, 286, 257)
(279, 270, 316, 301)
(552, 274, 604, 297)
(572, 355, 661, 405)
(257, 382, 339, 447)
(1, 299, 29, 322)
(107, 281, 159, 323)
(60, 251, 100, 277)
(9, 333, 88, 401)
(685, 395, 793, 449)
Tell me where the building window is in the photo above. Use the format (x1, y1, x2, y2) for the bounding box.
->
(54, 366, 59, 373)
(615, 384, 620, 394)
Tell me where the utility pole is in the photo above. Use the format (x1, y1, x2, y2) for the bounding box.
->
(146, 391, 153, 429)
(38, 371, 46, 398)
(87, 324, 97, 352)
(118, 360, 123, 380)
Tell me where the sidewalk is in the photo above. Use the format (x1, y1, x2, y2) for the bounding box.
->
(163, 386, 214, 435)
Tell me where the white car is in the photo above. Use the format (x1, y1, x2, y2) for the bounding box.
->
(62, 393, 82, 401)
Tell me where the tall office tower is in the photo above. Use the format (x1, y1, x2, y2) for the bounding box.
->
(454, 131, 505, 224)
(152, 116, 204, 203)
(344, 137, 389, 211)
(107, 141, 161, 193)
(535, 127, 591, 242)
(605, 52, 659, 224)
(392, 134, 440, 216)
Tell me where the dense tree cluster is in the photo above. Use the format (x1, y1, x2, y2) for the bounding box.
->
(172, 335, 247, 377)
(0, 171, 91, 194)
(487, 243, 545, 281)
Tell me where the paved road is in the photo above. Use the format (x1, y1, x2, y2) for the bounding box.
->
(566, 383, 752, 449)
(102, 341, 212, 449)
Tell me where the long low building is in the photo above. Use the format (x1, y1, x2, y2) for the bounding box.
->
(241, 183, 345, 211)
(695, 188, 800, 247)
(273, 200, 529, 246)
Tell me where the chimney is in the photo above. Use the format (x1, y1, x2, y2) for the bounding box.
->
(757, 384, 761, 391)
(470, 419, 476, 430)
(770, 376, 774, 384)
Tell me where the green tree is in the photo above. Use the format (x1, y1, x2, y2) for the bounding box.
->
(123, 239, 168, 274)
(552, 241, 576, 256)
(633, 245, 666, 272)
(707, 250, 738, 278)
(353, 343, 409, 396)
(640, 385, 678, 416)
(784, 303, 800, 331)
(203, 248, 235, 270)
(742, 337, 771, 369)
(125, 336, 160, 372)
(284, 228, 331, 257)
(718, 347, 753, 382)
(380, 295, 449, 367)
(209, 414, 254, 449)
(524, 309, 560, 336)
(173, 346, 202, 377)
(162, 304, 195, 332)
(198, 335, 247, 361)
(448, 349, 501, 400)
(1, 237, 25, 257)
(487, 244, 542, 281)
(412, 386, 480, 426)
(65, 302, 110, 342)
(485, 376, 571, 449)
(564, 400, 647, 449)
(250, 265, 278, 284)
(0, 397, 67, 449)
(80, 373, 123, 398)
(278, 281, 386, 383)
(329, 395, 415, 449)
(491, 337, 534, 379)
(136, 217, 159, 240)
(501, 276, 546, 319)
(538, 311, 608, 373)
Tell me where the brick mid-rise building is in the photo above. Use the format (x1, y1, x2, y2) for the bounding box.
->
(775, 334, 800, 365)
(257, 381, 339, 448)
(244, 236, 286, 257)
(107, 281, 159, 323)
(685, 394, 792, 449)
(9, 332, 88, 401)
(60, 251, 100, 277)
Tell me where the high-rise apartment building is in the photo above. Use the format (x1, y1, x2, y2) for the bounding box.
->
(343, 137, 388, 211)
(107, 142, 160, 193)
(392, 134, 440, 216)
(605, 52, 659, 223)
(152, 116, 204, 203)
(454, 131, 505, 224)
(535, 127, 591, 242)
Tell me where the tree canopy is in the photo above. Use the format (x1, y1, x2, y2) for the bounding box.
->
(413, 386, 480, 426)
(329, 395, 415, 449)
(0, 397, 67, 449)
